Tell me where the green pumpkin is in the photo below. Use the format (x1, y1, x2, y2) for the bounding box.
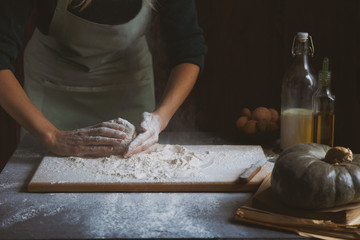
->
(271, 143, 360, 209)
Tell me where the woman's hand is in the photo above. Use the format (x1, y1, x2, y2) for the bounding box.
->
(46, 121, 129, 157)
(124, 63, 200, 157)
(124, 112, 164, 157)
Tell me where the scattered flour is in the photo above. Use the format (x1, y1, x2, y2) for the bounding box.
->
(0, 200, 64, 229)
(30, 145, 265, 184)
(66, 144, 212, 181)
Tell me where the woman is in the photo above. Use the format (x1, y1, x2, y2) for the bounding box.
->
(0, 0, 207, 157)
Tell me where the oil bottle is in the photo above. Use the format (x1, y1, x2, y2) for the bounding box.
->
(280, 32, 317, 150)
(313, 58, 335, 147)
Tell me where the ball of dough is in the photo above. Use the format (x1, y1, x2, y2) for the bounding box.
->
(109, 118, 137, 156)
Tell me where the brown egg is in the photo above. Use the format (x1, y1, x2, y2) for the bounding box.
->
(257, 119, 270, 132)
(240, 107, 252, 118)
(236, 116, 248, 130)
(243, 120, 257, 134)
(269, 108, 279, 122)
(268, 121, 279, 131)
(252, 107, 272, 121)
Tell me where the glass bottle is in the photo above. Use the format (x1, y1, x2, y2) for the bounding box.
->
(313, 58, 335, 147)
(280, 32, 317, 150)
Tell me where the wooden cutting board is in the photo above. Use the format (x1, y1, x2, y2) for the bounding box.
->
(28, 145, 270, 192)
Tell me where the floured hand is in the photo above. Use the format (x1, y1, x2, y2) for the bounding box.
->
(109, 117, 137, 154)
(124, 112, 162, 158)
(47, 118, 136, 157)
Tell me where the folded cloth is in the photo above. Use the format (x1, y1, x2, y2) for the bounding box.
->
(234, 174, 360, 240)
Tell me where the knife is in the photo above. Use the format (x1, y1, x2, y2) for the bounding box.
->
(237, 156, 268, 183)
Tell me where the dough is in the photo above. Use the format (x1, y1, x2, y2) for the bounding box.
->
(109, 117, 137, 155)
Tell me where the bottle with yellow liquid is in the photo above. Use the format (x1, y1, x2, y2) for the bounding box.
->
(313, 58, 335, 147)
(280, 32, 317, 150)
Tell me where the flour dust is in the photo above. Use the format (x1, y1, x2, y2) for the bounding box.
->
(66, 144, 213, 182)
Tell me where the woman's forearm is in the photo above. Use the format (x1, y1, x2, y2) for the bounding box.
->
(0, 69, 57, 145)
(125, 63, 200, 156)
(0, 70, 133, 157)
(153, 63, 200, 130)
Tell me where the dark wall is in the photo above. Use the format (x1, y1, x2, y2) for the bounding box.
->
(1, 0, 360, 170)
(193, 0, 360, 151)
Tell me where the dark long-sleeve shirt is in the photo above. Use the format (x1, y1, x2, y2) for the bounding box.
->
(0, 0, 207, 73)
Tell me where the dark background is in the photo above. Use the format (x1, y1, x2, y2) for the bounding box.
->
(1, 0, 360, 171)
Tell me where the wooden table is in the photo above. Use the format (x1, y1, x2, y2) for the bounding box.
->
(0, 133, 303, 239)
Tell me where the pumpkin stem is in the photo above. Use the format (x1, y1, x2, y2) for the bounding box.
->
(324, 146, 353, 165)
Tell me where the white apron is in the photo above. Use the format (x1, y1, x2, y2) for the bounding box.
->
(23, 0, 155, 131)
